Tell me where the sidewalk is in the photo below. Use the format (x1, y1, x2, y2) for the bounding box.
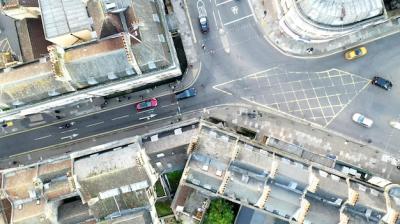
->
(0, 1, 200, 138)
(207, 104, 400, 183)
(250, 0, 400, 58)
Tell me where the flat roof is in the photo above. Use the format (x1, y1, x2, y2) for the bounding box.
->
(39, 0, 91, 38)
(2, 158, 72, 202)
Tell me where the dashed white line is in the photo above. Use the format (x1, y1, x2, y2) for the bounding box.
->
(223, 14, 253, 26)
(60, 128, 78, 134)
(161, 103, 177, 108)
(86, 121, 104, 127)
(216, 0, 233, 6)
(111, 115, 129, 121)
(34, 135, 52, 141)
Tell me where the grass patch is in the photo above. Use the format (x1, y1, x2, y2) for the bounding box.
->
(155, 180, 166, 197)
(156, 200, 173, 217)
(166, 170, 183, 193)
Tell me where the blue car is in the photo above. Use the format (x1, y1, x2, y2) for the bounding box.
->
(176, 88, 197, 100)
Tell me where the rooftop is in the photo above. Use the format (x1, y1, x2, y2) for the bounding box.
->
(175, 120, 399, 223)
(0, 0, 180, 113)
(2, 158, 72, 202)
(11, 199, 48, 224)
(0, 0, 38, 9)
(39, 0, 92, 38)
(0, 60, 73, 107)
(73, 142, 150, 201)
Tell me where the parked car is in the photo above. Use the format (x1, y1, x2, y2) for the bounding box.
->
(199, 16, 209, 33)
(176, 88, 197, 100)
(372, 76, 392, 91)
(352, 113, 373, 128)
(390, 121, 400, 130)
(136, 98, 158, 111)
(344, 47, 367, 60)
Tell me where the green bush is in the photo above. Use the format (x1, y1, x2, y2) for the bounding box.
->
(203, 199, 235, 224)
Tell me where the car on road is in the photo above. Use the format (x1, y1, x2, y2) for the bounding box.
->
(390, 121, 400, 130)
(344, 47, 367, 60)
(372, 76, 392, 91)
(59, 122, 75, 129)
(136, 98, 158, 111)
(176, 88, 197, 100)
(199, 16, 209, 33)
(1, 121, 13, 128)
(352, 113, 373, 128)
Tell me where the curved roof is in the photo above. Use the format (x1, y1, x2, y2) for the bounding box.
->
(298, 0, 383, 26)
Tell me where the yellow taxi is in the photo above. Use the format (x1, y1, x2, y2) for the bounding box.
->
(344, 47, 367, 60)
(1, 121, 13, 128)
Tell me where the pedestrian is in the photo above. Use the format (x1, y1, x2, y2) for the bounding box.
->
(201, 44, 205, 50)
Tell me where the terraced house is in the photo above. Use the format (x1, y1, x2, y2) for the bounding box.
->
(0, 0, 180, 122)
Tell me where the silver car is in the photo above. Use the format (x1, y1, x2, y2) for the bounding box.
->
(352, 113, 373, 128)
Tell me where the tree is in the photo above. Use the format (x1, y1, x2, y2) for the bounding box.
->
(204, 199, 235, 224)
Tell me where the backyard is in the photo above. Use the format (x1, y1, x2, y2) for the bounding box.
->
(203, 198, 238, 224)
(165, 170, 183, 193)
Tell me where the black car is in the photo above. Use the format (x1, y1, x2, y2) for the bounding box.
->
(176, 88, 197, 100)
(59, 122, 75, 129)
(372, 76, 392, 90)
(199, 16, 209, 33)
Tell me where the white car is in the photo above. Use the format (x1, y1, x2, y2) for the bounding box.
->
(390, 121, 400, 130)
(352, 113, 373, 128)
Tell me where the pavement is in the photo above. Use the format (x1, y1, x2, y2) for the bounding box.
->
(205, 104, 400, 183)
(250, 0, 400, 58)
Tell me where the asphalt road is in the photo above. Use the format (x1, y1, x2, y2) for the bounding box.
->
(1, 0, 400, 159)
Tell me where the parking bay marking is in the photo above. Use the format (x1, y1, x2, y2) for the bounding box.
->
(223, 14, 253, 26)
(216, 0, 233, 6)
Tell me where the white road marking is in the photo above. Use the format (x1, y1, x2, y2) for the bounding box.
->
(213, 87, 233, 95)
(86, 121, 104, 127)
(217, 9, 223, 26)
(111, 115, 129, 121)
(216, 0, 233, 6)
(231, 5, 239, 14)
(223, 14, 253, 26)
(161, 103, 177, 108)
(213, 10, 219, 30)
(185, 0, 197, 43)
(61, 133, 79, 140)
(34, 135, 52, 141)
(60, 128, 77, 134)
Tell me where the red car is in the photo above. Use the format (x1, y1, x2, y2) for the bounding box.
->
(136, 98, 158, 111)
